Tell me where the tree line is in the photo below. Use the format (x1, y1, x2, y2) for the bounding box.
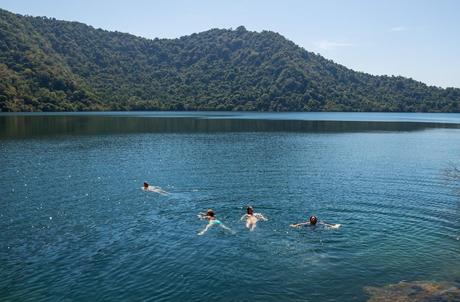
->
(0, 8, 459, 112)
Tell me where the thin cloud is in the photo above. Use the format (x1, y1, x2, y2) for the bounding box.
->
(390, 26, 408, 32)
(314, 40, 353, 50)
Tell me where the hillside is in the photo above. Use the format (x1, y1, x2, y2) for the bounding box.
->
(0, 8, 459, 112)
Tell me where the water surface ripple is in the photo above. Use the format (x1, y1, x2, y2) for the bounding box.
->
(0, 113, 459, 301)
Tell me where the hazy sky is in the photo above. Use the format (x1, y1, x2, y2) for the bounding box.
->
(1, 0, 459, 88)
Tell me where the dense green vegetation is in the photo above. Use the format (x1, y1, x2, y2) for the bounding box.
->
(1, 8, 459, 112)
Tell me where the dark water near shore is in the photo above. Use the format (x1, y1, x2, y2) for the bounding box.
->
(1, 112, 459, 301)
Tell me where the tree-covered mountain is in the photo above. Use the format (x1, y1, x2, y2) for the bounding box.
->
(0, 8, 459, 112)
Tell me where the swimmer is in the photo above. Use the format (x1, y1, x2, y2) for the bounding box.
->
(240, 206, 267, 231)
(290, 215, 341, 229)
(142, 182, 168, 196)
(197, 209, 233, 235)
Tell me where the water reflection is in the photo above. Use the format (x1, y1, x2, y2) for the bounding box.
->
(1, 115, 459, 138)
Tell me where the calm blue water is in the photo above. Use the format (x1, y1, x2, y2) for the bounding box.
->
(1, 112, 459, 301)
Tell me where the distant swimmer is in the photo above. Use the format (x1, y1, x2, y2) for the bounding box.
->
(197, 209, 233, 235)
(240, 206, 267, 231)
(290, 215, 341, 229)
(142, 182, 168, 196)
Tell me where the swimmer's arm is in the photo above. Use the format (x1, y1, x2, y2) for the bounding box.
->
(255, 213, 268, 221)
(290, 222, 310, 228)
(320, 221, 341, 228)
(197, 213, 209, 220)
(240, 214, 248, 221)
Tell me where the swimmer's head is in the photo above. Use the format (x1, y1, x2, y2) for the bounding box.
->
(143, 182, 149, 188)
(247, 206, 254, 215)
(309, 216, 318, 225)
(206, 209, 215, 217)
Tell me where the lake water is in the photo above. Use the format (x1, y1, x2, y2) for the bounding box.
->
(1, 112, 459, 301)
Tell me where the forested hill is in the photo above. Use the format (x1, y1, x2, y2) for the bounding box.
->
(1, 9, 459, 112)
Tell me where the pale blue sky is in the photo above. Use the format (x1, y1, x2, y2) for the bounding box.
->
(1, 0, 459, 88)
